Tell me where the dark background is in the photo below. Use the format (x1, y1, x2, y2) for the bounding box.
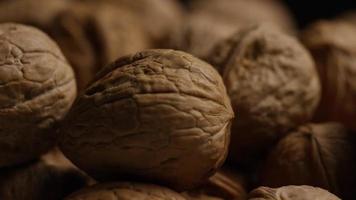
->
(284, 0, 356, 27)
(181, 0, 356, 28)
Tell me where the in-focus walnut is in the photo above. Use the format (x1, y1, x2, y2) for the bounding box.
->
(301, 21, 356, 130)
(0, 23, 76, 167)
(60, 49, 234, 190)
(182, 167, 247, 200)
(208, 24, 321, 166)
(65, 182, 186, 200)
(0, 160, 90, 200)
(260, 123, 356, 200)
(248, 186, 340, 200)
(50, 1, 150, 91)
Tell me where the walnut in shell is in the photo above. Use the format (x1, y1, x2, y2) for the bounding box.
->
(50, 1, 150, 90)
(60, 49, 234, 190)
(260, 123, 356, 200)
(65, 182, 185, 200)
(0, 160, 90, 200)
(301, 20, 356, 130)
(0, 23, 76, 167)
(182, 168, 247, 200)
(249, 186, 340, 200)
(208, 24, 321, 165)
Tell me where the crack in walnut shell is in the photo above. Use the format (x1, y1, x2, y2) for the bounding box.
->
(60, 49, 234, 190)
(208, 24, 321, 165)
(0, 23, 76, 167)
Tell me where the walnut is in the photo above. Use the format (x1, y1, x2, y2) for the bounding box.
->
(60, 49, 234, 190)
(260, 123, 356, 200)
(0, 160, 90, 200)
(182, 168, 247, 200)
(301, 21, 356, 130)
(50, 1, 150, 90)
(208, 24, 321, 165)
(0, 23, 76, 167)
(171, 0, 296, 59)
(65, 182, 186, 200)
(248, 186, 340, 200)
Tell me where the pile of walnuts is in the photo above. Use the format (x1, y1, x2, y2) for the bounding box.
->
(0, 0, 355, 200)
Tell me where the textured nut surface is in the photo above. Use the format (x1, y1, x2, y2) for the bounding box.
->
(249, 186, 340, 200)
(60, 49, 234, 189)
(182, 168, 247, 200)
(208, 24, 320, 165)
(0, 23, 76, 167)
(51, 1, 150, 91)
(302, 21, 356, 130)
(0, 160, 89, 200)
(65, 182, 186, 200)
(260, 123, 356, 200)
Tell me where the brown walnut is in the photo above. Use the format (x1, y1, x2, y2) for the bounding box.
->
(0, 23, 76, 167)
(301, 20, 356, 130)
(172, 0, 295, 59)
(260, 123, 356, 200)
(248, 186, 340, 200)
(0, 160, 90, 200)
(208, 24, 321, 165)
(182, 168, 247, 200)
(65, 182, 186, 200)
(60, 49, 234, 190)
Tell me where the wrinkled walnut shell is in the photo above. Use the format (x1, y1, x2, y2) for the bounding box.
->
(302, 20, 356, 130)
(208, 24, 320, 165)
(249, 186, 340, 200)
(260, 123, 356, 200)
(0, 23, 76, 167)
(60, 49, 234, 190)
(65, 182, 185, 200)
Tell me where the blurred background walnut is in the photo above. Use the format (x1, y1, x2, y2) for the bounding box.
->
(302, 20, 356, 130)
(65, 182, 186, 200)
(182, 167, 247, 200)
(60, 49, 234, 190)
(260, 123, 356, 200)
(0, 159, 90, 200)
(248, 186, 341, 200)
(208, 24, 320, 166)
(0, 23, 76, 167)
(170, 0, 296, 59)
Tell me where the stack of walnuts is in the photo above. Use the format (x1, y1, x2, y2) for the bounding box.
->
(0, 0, 355, 200)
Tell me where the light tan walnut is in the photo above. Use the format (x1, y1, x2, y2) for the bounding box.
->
(0, 23, 76, 167)
(60, 49, 234, 190)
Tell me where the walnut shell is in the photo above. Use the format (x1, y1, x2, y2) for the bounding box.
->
(0, 160, 89, 200)
(208, 24, 321, 165)
(260, 123, 356, 200)
(248, 186, 340, 200)
(190, 0, 295, 34)
(182, 168, 247, 200)
(50, 1, 150, 90)
(65, 182, 186, 200)
(0, 23, 76, 167)
(170, 12, 238, 59)
(60, 49, 234, 190)
(301, 20, 356, 130)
